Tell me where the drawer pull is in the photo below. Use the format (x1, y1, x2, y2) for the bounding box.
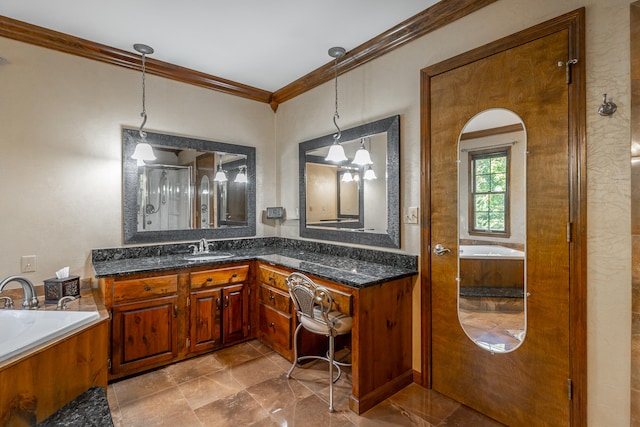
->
(269, 294, 275, 301)
(268, 276, 274, 281)
(144, 285, 151, 291)
(232, 273, 237, 278)
(174, 304, 178, 318)
(269, 322, 275, 328)
(206, 277, 213, 282)
(225, 295, 229, 307)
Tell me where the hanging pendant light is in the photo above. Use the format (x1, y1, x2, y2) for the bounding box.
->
(214, 154, 228, 182)
(234, 165, 248, 183)
(352, 137, 373, 166)
(341, 170, 353, 182)
(324, 47, 348, 163)
(131, 43, 156, 163)
(363, 165, 377, 180)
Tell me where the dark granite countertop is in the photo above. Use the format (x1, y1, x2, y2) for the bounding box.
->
(92, 239, 418, 289)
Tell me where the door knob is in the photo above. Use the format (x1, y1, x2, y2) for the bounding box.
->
(433, 244, 452, 256)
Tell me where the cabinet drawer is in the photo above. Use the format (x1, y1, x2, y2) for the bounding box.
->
(259, 284, 291, 314)
(190, 265, 249, 290)
(113, 275, 178, 304)
(257, 264, 289, 292)
(258, 303, 292, 353)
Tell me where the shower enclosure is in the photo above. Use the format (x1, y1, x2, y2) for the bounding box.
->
(138, 165, 192, 231)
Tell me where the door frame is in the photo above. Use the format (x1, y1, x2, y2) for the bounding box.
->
(419, 8, 586, 426)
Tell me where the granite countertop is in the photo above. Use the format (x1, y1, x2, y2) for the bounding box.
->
(92, 245, 418, 289)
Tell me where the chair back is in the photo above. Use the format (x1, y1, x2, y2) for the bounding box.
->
(286, 272, 334, 325)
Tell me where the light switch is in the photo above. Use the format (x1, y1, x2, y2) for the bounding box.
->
(404, 207, 419, 224)
(21, 255, 37, 273)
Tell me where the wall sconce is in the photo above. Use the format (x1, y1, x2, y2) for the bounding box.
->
(597, 93, 617, 116)
(130, 43, 156, 163)
(325, 46, 348, 163)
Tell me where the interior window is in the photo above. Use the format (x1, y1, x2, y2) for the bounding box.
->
(469, 147, 510, 236)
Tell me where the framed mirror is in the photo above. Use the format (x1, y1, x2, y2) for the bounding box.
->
(457, 109, 527, 353)
(299, 115, 400, 248)
(123, 128, 256, 244)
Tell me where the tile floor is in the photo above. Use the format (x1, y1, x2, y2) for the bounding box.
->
(107, 340, 504, 426)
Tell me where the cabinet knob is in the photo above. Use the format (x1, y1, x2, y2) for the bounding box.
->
(232, 273, 237, 278)
(144, 285, 151, 291)
(269, 294, 275, 301)
(269, 322, 275, 328)
(206, 277, 213, 282)
(268, 276, 274, 281)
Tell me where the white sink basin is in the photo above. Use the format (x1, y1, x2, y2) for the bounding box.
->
(184, 253, 234, 261)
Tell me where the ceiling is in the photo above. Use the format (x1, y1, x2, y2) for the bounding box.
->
(0, 0, 440, 92)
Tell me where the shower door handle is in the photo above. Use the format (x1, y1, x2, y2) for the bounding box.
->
(433, 244, 452, 256)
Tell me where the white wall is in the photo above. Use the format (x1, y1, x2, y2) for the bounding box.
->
(0, 38, 277, 283)
(274, 1, 632, 425)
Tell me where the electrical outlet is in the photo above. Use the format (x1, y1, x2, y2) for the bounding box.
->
(21, 255, 37, 273)
(404, 207, 419, 224)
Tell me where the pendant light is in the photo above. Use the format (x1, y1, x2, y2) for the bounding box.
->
(341, 170, 353, 182)
(363, 165, 377, 180)
(234, 166, 248, 183)
(352, 137, 373, 166)
(214, 155, 228, 183)
(324, 47, 348, 163)
(131, 44, 156, 163)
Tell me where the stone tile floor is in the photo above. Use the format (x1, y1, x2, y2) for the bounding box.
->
(107, 340, 503, 426)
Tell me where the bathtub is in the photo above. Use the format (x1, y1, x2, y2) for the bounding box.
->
(0, 310, 100, 363)
(459, 244, 524, 260)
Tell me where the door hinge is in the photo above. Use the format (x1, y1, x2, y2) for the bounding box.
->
(108, 358, 111, 370)
(247, 324, 251, 332)
(567, 222, 572, 243)
(187, 297, 190, 306)
(568, 378, 573, 400)
(186, 337, 190, 348)
(558, 58, 578, 84)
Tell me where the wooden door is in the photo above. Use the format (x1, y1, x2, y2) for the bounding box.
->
(421, 11, 585, 427)
(223, 283, 249, 344)
(189, 288, 222, 353)
(111, 295, 178, 375)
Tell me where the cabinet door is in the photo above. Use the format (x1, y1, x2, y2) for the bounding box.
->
(189, 288, 222, 353)
(111, 295, 178, 375)
(223, 283, 248, 345)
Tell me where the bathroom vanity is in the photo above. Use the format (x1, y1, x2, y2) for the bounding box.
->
(93, 238, 417, 414)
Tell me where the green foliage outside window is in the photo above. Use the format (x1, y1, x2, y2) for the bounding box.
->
(471, 150, 508, 234)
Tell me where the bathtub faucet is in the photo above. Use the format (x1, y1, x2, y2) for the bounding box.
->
(0, 275, 39, 309)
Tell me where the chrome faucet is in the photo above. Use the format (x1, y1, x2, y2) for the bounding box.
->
(56, 295, 77, 310)
(0, 275, 39, 309)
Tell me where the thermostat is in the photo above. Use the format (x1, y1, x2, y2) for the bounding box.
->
(266, 207, 285, 219)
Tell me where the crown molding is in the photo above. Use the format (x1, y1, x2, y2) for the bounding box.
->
(0, 15, 273, 104)
(0, 0, 496, 111)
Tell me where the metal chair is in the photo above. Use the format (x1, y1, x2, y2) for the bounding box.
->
(285, 272, 352, 412)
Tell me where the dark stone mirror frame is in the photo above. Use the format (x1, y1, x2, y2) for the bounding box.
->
(298, 115, 400, 248)
(123, 128, 256, 244)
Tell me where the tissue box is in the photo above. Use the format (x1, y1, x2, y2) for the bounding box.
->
(44, 276, 80, 303)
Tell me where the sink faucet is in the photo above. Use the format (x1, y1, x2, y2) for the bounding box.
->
(56, 295, 77, 310)
(0, 275, 39, 309)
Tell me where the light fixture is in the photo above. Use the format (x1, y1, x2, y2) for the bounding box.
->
(341, 170, 353, 182)
(324, 47, 348, 163)
(352, 137, 373, 166)
(131, 43, 156, 163)
(363, 165, 377, 180)
(214, 155, 228, 182)
(234, 166, 248, 183)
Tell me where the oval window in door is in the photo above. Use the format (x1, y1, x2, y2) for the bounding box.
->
(457, 108, 527, 353)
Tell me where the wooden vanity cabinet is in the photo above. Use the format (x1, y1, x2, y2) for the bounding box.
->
(110, 274, 179, 376)
(189, 265, 250, 353)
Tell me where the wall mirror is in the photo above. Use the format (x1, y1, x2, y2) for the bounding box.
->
(299, 115, 400, 248)
(457, 109, 526, 353)
(123, 128, 256, 244)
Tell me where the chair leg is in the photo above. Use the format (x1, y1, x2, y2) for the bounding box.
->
(328, 334, 335, 412)
(286, 323, 303, 379)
